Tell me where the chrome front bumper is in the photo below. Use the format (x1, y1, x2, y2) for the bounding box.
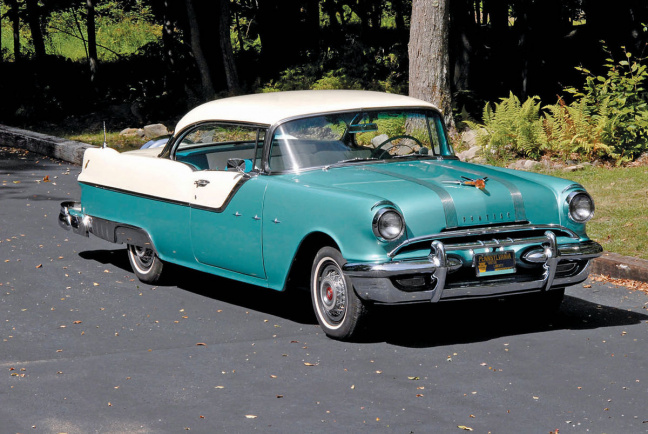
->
(58, 201, 91, 237)
(343, 231, 603, 304)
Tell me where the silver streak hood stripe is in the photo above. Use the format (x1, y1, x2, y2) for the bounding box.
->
(362, 166, 459, 229)
(431, 162, 527, 222)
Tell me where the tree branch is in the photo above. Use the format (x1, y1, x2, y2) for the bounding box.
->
(47, 25, 123, 58)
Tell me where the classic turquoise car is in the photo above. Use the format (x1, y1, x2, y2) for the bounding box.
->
(59, 90, 602, 340)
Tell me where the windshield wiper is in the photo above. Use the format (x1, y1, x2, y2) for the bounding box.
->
(323, 157, 379, 169)
(391, 153, 434, 160)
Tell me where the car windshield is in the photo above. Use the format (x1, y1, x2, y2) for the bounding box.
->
(268, 109, 454, 172)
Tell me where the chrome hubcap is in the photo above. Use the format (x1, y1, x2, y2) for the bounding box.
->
(132, 246, 153, 270)
(318, 263, 346, 324)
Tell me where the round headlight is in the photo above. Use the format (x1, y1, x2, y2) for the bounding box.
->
(567, 191, 595, 223)
(373, 209, 404, 241)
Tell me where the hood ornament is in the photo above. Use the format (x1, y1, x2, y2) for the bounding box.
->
(443, 176, 488, 190)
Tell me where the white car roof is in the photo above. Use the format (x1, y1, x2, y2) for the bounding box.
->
(174, 90, 439, 134)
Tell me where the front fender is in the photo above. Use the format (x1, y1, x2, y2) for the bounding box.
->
(261, 177, 398, 290)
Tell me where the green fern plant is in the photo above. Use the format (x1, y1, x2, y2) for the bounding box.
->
(542, 97, 613, 161)
(465, 92, 546, 161)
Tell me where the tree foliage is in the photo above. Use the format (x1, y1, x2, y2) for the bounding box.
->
(1, 0, 647, 162)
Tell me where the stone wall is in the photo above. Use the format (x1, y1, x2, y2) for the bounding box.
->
(0, 124, 96, 165)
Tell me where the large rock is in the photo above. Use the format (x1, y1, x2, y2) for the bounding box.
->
(461, 129, 482, 148)
(143, 124, 169, 139)
(371, 134, 389, 147)
(457, 145, 481, 162)
(120, 128, 141, 137)
(523, 160, 541, 170)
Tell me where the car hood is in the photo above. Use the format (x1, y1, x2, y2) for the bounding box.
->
(290, 159, 572, 238)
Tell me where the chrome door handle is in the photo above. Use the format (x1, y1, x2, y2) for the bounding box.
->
(194, 179, 210, 187)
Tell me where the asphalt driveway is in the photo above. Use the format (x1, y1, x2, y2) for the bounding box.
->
(1, 146, 647, 433)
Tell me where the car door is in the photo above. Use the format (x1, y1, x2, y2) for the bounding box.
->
(174, 122, 268, 278)
(190, 171, 267, 278)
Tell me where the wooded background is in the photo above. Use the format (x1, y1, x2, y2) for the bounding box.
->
(1, 0, 647, 130)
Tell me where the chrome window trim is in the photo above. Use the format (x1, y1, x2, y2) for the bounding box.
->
(160, 120, 269, 161)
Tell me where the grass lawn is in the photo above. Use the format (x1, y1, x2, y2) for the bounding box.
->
(541, 166, 648, 260)
(67, 131, 148, 152)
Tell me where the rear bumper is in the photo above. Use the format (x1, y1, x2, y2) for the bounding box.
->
(58, 201, 90, 237)
(343, 231, 603, 304)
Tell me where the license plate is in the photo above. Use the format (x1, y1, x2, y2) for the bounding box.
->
(475, 251, 516, 277)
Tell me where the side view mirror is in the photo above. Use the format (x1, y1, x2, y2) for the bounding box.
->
(226, 158, 253, 173)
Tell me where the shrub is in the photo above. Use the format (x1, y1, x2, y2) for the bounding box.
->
(564, 47, 648, 162)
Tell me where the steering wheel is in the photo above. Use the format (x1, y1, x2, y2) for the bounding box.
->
(371, 135, 424, 158)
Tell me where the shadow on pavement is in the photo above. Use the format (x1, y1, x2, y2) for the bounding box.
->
(79, 248, 648, 347)
(375, 295, 648, 348)
(79, 248, 317, 326)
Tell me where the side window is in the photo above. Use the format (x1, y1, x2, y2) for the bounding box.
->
(175, 123, 265, 171)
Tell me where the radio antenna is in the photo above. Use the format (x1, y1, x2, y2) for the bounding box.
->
(102, 122, 107, 149)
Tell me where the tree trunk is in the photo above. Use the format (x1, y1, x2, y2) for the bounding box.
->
(322, 0, 342, 31)
(488, 0, 509, 33)
(450, 0, 474, 92)
(8, 0, 20, 62)
(161, 0, 177, 92)
(86, 0, 99, 83)
(185, 0, 215, 101)
(257, 0, 314, 71)
(218, 0, 239, 93)
(25, 0, 46, 58)
(409, 0, 455, 132)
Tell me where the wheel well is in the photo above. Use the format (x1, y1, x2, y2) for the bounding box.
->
(284, 232, 339, 292)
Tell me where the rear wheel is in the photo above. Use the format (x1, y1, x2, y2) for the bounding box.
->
(311, 247, 369, 340)
(127, 244, 164, 284)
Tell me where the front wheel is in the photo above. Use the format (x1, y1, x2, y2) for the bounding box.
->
(127, 244, 164, 284)
(311, 247, 369, 340)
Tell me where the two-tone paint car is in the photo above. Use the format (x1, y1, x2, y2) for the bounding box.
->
(59, 90, 603, 340)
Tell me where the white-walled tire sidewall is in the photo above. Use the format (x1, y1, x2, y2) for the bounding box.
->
(310, 247, 367, 340)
